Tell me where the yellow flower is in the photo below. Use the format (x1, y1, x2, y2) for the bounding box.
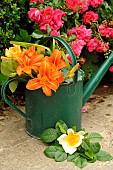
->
(57, 129, 85, 155)
(65, 63, 80, 79)
(1, 45, 22, 60)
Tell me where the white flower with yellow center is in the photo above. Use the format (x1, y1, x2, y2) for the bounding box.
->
(57, 129, 85, 155)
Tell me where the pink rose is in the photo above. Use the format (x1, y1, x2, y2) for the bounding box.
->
(30, 0, 44, 3)
(53, 9, 66, 27)
(42, 7, 54, 23)
(28, 8, 41, 23)
(89, 0, 103, 8)
(71, 40, 86, 56)
(96, 42, 109, 52)
(50, 30, 60, 36)
(75, 25, 92, 43)
(109, 66, 113, 72)
(98, 25, 110, 37)
(87, 38, 99, 52)
(82, 11, 98, 24)
(30, 0, 38, 3)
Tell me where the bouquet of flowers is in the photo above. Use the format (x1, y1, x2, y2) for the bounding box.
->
(28, 0, 113, 79)
(1, 40, 79, 95)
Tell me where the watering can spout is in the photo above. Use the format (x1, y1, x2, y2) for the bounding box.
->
(82, 52, 113, 106)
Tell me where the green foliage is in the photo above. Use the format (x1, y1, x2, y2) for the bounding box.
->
(40, 120, 113, 169)
(0, 0, 32, 56)
(39, 128, 58, 143)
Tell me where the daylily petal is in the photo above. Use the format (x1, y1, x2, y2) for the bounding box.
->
(42, 85, 52, 96)
(16, 66, 24, 76)
(47, 80, 59, 92)
(50, 49, 61, 65)
(39, 60, 50, 77)
(26, 78, 42, 90)
(57, 71, 64, 84)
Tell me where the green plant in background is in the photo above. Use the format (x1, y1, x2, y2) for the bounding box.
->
(40, 120, 113, 169)
(0, 0, 32, 86)
(0, 0, 32, 56)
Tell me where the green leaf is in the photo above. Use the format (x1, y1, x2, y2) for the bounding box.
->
(74, 157, 87, 169)
(1, 59, 18, 77)
(31, 31, 44, 39)
(88, 133, 103, 142)
(55, 120, 68, 134)
(0, 73, 8, 85)
(55, 150, 67, 162)
(90, 143, 101, 153)
(88, 154, 97, 163)
(67, 153, 80, 162)
(81, 140, 91, 150)
(20, 29, 28, 39)
(9, 80, 18, 93)
(46, 25, 51, 36)
(44, 146, 57, 158)
(96, 150, 113, 161)
(72, 126, 76, 132)
(40, 128, 58, 143)
(15, 34, 23, 42)
(85, 150, 94, 159)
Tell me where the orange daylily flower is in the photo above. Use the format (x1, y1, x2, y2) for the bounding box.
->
(49, 49, 67, 71)
(26, 60, 64, 96)
(1, 45, 22, 60)
(16, 46, 44, 76)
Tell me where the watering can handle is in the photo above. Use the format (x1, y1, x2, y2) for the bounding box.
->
(1, 78, 28, 119)
(39, 36, 77, 66)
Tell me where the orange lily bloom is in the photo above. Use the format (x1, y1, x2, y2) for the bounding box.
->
(49, 49, 67, 71)
(16, 46, 44, 77)
(26, 60, 64, 96)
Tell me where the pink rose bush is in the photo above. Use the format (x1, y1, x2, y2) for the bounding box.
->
(28, 0, 113, 79)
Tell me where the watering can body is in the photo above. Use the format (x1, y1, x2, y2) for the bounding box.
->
(25, 78, 83, 137)
(1, 75, 83, 138)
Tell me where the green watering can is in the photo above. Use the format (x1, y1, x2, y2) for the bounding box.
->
(1, 36, 113, 138)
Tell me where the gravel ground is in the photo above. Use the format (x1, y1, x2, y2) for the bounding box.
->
(0, 84, 113, 170)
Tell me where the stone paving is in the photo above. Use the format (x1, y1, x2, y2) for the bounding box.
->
(0, 86, 113, 170)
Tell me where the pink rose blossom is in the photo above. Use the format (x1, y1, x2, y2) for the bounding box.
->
(109, 66, 113, 72)
(66, 0, 89, 13)
(89, 0, 103, 8)
(30, 0, 44, 4)
(28, 8, 41, 23)
(87, 38, 99, 52)
(74, 25, 92, 43)
(96, 42, 109, 52)
(82, 11, 98, 24)
(50, 30, 60, 36)
(71, 40, 86, 56)
(41, 7, 54, 23)
(98, 25, 110, 37)
(99, 25, 113, 38)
